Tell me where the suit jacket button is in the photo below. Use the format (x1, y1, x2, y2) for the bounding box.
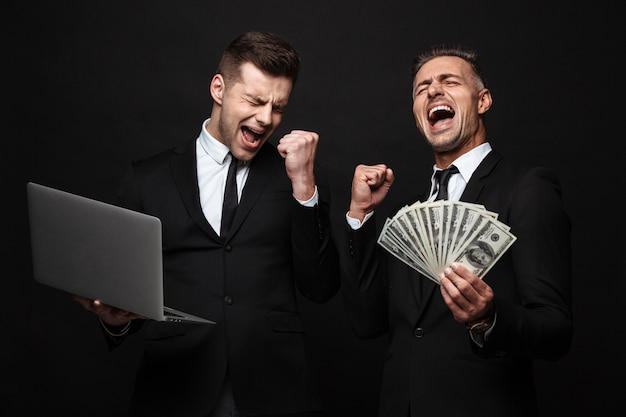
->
(224, 296, 233, 305)
(414, 327, 424, 338)
(224, 245, 232, 252)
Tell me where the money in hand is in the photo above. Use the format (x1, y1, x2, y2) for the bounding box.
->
(377, 201, 516, 284)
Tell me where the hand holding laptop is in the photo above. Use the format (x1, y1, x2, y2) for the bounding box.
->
(73, 294, 147, 328)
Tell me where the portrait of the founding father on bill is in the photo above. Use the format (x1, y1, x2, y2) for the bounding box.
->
(465, 240, 495, 268)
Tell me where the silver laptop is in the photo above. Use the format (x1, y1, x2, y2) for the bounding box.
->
(26, 182, 215, 325)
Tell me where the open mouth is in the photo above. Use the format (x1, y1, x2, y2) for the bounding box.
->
(242, 126, 263, 144)
(428, 105, 455, 125)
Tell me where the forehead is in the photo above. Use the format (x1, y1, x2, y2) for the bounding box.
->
(415, 56, 474, 82)
(236, 62, 293, 96)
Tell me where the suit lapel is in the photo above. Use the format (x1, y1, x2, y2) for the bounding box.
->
(227, 145, 280, 239)
(460, 150, 501, 202)
(414, 150, 503, 314)
(169, 140, 220, 240)
(168, 141, 282, 242)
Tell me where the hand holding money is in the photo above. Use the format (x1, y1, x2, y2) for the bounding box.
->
(377, 200, 516, 284)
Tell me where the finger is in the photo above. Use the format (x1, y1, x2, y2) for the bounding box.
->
(449, 263, 492, 299)
(439, 269, 474, 308)
(441, 266, 493, 321)
(278, 130, 318, 147)
(439, 275, 469, 304)
(278, 137, 317, 163)
(73, 295, 95, 311)
(449, 263, 480, 284)
(380, 168, 395, 189)
(440, 277, 479, 323)
(284, 130, 318, 143)
(439, 277, 469, 320)
(92, 298, 104, 310)
(358, 165, 390, 187)
(441, 266, 473, 292)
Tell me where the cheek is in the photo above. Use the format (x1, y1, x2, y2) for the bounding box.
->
(271, 113, 284, 126)
(412, 102, 420, 118)
(413, 105, 425, 127)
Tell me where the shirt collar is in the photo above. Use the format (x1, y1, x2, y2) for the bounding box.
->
(433, 142, 492, 182)
(198, 118, 230, 165)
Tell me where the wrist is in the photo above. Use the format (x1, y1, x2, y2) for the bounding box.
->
(465, 309, 495, 334)
(290, 174, 315, 201)
(348, 206, 372, 223)
(99, 316, 131, 337)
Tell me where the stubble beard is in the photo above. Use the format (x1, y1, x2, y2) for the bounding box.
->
(427, 131, 462, 153)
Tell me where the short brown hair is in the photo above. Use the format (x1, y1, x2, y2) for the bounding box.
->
(216, 31, 302, 85)
(411, 44, 488, 88)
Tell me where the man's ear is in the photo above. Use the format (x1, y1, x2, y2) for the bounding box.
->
(477, 88, 492, 115)
(209, 74, 225, 104)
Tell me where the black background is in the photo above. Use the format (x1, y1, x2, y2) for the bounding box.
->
(5, 1, 624, 416)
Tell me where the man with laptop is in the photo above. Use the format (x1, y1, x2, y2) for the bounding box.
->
(28, 181, 217, 325)
(72, 32, 340, 417)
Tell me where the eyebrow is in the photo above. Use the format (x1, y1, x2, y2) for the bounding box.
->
(415, 72, 460, 89)
(246, 94, 286, 111)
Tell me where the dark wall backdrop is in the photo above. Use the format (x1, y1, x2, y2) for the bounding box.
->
(5, 1, 624, 416)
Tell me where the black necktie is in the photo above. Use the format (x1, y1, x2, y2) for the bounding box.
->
(220, 154, 238, 237)
(433, 165, 459, 201)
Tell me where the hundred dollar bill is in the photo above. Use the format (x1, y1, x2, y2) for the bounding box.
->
(447, 204, 487, 262)
(378, 200, 516, 284)
(393, 204, 425, 255)
(442, 202, 464, 267)
(384, 216, 431, 271)
(457, 201, 499, 221)
(391, 204, 437, 270)
(417, 204, 440, 272)
(378, 218, 436, 281)
(453, 218, 517, 279)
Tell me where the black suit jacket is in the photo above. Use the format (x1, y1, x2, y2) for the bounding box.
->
(339, 150, 573, 417)
(114, 139, 340, 417)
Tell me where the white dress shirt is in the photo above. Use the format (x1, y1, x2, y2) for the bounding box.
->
(197, 119, 250, 235)
(428, 142, 492, 202)
(196, 119, 318, 235)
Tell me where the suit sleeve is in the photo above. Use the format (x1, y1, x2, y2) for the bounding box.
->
(337, 215, 389, 339)
(290, 164, 340, 303)
(481, 166, 573, 360)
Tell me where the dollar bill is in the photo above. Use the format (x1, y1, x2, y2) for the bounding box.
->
(453, 218, 517, 278)
(377, 200, 516, 284)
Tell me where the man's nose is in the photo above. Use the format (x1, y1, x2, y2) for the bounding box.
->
(255, 104, 273, 125)
(427, 81, 444, 97)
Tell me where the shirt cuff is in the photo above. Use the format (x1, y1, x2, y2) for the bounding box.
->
(99, 316, 131, 337)
(346, 211, 374, 230)
(295, 185, 318, 207)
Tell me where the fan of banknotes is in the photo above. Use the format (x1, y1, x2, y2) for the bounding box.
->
(378, 200, 517, 284)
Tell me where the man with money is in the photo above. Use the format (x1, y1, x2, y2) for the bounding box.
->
(339, 45, 573, 417)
